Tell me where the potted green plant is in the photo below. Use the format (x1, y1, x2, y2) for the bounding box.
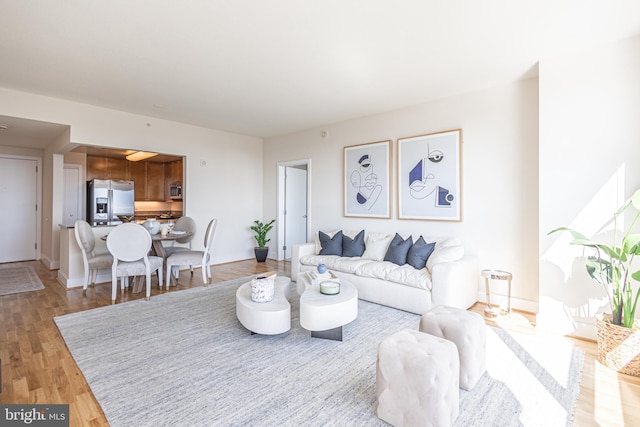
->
(250, 219, 275, 262)
(549, 188, 640, 376)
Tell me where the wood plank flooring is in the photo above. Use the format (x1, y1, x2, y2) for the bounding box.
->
(1, 260, 638, 426)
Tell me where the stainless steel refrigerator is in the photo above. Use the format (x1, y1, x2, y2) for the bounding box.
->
(87, 179, 135, 226)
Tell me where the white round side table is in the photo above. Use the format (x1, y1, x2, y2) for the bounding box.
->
(481, 269, 512, 317)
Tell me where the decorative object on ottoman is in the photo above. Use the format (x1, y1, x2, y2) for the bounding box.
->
(419, 305, 486, 391)
(250, 272, 277, 303)
(376, 328, 459, 427)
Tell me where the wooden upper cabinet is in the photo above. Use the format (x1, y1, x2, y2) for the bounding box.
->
(146, 162, 165, 201)
(86, 156, 107, 181)
(129, 161, 147, 201)
(86, 155, 177, 201)
(164, 159, 183, 199)
(86, 156, 129, 180)
(108, 158, 129, 180)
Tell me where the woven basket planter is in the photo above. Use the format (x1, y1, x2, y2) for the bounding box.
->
(596, 314, 640, 377)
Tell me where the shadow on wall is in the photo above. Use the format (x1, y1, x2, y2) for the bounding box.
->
(539, 258, 608, 335)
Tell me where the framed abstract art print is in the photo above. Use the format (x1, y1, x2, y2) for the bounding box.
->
(343, 140, 391, 218)
(397, 129, 462, 221)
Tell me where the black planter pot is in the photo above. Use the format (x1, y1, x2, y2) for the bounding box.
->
(254, 247, 269, 262)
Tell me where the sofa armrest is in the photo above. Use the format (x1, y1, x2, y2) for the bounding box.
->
(430, 255, 479, 309)
(291, 242, 316, 281)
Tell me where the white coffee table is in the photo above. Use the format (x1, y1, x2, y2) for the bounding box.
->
(236, 276, 291, 335)
(298, 271, 358, 341)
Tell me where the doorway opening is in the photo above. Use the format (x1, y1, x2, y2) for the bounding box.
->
(277, 159, 311, 260)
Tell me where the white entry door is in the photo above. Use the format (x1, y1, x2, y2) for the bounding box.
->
(0, 157, 38, 262)
(284, 166, 308, 260)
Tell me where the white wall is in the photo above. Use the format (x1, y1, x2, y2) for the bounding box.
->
(264, 79, 540, 311)
(0, 87, 264, 266)
(539, 35, 640, 338)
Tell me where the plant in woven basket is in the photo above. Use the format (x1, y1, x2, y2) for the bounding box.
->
(549, 189, 640, 329)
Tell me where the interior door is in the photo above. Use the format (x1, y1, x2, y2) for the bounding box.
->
(0, 157, 37, 262)
(284, 166, 308, 260)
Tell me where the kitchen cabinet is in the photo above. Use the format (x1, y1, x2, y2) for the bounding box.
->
(129, 161, 147, 201)
(129, 161, 165, 201)
(164, 159, 183, 199)
(86, 156, 129, 181)
(87, 155, 178, 201)
(146, 162, 165, 200)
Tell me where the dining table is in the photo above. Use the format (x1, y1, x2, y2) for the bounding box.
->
(102, 230, 193, 293)
(150, 231, 193, 288)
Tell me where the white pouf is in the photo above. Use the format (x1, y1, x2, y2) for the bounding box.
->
(376, 328, 459, 427)
(419, 305, 486, 391)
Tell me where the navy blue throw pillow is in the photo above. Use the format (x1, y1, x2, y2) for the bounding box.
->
(407, 236, 436, 270)
(384, 233, 413, 266)
(319, 230, 343, 256)
(342, 230, 366, 257)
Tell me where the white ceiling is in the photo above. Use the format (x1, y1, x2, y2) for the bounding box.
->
(1, 0, 640, 147)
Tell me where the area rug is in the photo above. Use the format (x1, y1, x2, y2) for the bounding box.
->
(55, 277, 584, 427)
(0, 266, 45, 296)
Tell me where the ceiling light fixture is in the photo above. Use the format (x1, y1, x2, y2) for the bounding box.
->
(0, 124, 8, 131)
(126, 151, 158, 162)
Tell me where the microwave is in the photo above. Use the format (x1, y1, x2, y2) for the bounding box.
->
(170, 183, 182, 200)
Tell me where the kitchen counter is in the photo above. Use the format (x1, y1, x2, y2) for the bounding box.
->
(58, 225, 115, 288)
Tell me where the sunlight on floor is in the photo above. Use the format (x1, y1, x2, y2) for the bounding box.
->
(594, 361, 624, 425)
(485, 325, 580, 425)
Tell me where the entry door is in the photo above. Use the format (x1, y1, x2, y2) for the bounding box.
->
(284, 166, 308, 259)
(0, 157, 37, 262)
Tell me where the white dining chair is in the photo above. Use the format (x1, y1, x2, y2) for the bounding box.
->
(164, 216, 197, 275)
(107, 223, 164, 304)
(166, 218, 217, 287)
(74, 219, 113, 294)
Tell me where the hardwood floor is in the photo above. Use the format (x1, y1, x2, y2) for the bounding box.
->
(1, 260, 639, 426)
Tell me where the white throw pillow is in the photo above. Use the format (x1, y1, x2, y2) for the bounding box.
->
(426, 241, 465, 272)
(362, 232, 394, 261)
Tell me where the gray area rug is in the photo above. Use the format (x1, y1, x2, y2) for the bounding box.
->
(0, 266, 45, 296)
(55, 277, 584, 427)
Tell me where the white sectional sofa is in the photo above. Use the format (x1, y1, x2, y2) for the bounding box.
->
(291, 230, 478, 315)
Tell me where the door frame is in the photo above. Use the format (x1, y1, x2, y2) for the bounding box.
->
(276, 159, 311, 261)
(0, 154, 42, 261)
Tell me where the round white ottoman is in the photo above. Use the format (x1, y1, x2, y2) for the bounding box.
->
(376, 328, 459, 427)
(419, 304, 486, 391)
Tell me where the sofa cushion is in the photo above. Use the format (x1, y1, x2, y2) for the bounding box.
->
(386, 265, 432, 290)
(362, 232, 394, 261)
(319, 230, 343, 255)
(355, 260, 398, 280)
(407, 236, 436, 270)
(384, 233, 413, 266)
(342, 230, 365, 257)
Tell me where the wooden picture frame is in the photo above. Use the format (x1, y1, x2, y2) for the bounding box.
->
(343, 140, 391, 218)
(397, 129, 462, 221)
